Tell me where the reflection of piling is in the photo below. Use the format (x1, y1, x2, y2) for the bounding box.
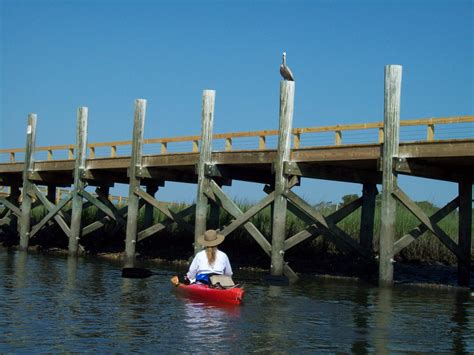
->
(379, 65, 402, 287)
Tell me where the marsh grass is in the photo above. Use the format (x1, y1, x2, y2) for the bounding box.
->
(5, 197, 473, 267)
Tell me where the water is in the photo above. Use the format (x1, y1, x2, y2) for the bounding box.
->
(0, 250, 472, 353)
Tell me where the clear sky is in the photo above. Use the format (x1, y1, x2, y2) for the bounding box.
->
(1, 0, 472, 206)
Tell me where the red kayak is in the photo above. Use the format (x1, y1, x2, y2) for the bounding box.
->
(171, 277, 245, 305)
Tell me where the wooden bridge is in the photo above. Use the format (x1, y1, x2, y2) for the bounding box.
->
(0, 65, 472, 286)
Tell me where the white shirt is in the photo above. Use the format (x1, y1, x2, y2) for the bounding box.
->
(186, 249, 233, 280)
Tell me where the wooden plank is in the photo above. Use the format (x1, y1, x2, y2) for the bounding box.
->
(134, 187, 194, 233)
(30, 194, 73, 238)
(194, 90, 215, 254)
(394, 158, 467, 182)
(69, 106, 88, 255)
(125, 99, 146, 261)
(457, 181, 472, 286)
(19, 114, 37, 250)
(392, 187, 464, 261)
(379, 64, 402, 287)
(393, 196, 459, 254)
(271, 80, 295, 276)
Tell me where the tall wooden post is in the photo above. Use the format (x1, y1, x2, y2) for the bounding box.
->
(208, 201, 220, 230)
(19, 114, 37, 250)
(271, 80, 295, 276)
(360, 183, 377, 251)
(69, 107, 88, 255)
(125, 99, 146, 261)
(457, 181, 472, 286)
(144, 185, 158, 228)
(379, 65, 402, 286)
(194, 90, 215, 254)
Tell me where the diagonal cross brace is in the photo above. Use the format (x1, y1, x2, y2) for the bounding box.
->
(138, 204, 196, 242)
(284, 196, 363, 251)
(30, 194, 73, 238)
(393, 196, 459, 255)
(79, 189, 118, 222)
(284, 189, 372, 260)
(134, 187, 195, 234)
(31, 184, 71, 238)
(392, 188, 464, 261)
(207, 179, 298, 281)
(95, 187, 126, 226)
(0, 197, 21, 217)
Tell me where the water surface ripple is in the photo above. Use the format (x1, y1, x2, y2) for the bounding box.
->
(0, 251, 472, 353)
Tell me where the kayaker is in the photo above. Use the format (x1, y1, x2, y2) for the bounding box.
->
(185, 229, 233, 284)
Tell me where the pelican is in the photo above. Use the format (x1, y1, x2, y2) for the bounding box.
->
(279, 52, 295, 81)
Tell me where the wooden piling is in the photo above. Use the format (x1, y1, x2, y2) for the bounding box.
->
(69, 107, 88, 255)
(19, 114, 37, 250)
(47, 186, 57, 203)
(271, 81, 295, 276)
(125, 99, 146, 261)
(194, 90, 215, 254)
(379, 65, 402, 287)
(457, 181, 472, 286)
(360, 183, 377, 252)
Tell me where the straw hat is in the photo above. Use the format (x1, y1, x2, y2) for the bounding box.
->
(197, 229, 225, 247)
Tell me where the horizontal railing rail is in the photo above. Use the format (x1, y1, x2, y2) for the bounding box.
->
(0, 115, 472, 162)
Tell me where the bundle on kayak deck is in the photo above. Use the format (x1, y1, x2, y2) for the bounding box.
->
(171, 276, 245, 305)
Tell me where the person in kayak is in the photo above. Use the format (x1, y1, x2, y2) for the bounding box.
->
(185, 229, 233, 285)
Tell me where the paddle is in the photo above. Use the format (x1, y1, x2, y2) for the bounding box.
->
(121, 267, 171, 279)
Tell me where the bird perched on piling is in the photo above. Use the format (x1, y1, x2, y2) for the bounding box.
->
(280, 52, 295, 81)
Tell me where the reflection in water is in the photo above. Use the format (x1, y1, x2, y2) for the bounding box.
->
(374, 286, 393, 354)
(0, 250, 473, 353)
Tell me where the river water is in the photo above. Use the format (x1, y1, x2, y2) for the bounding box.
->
(0, 250, 472, 353)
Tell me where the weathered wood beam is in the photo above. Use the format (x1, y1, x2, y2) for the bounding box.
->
(125, 99, 146, 262)
(194, 90, 215, 254)
(392, 187, 464, 261)
(393, 196, 459, 255)
(20, 114, 37, 250)
(379, 64, 402, 287)
(69, 107, 88, 255)
(394, 158, 469, 182)
(204, 163, 272, 184)
(82, 169, 123, 185)
(0, 197, 22, 217)
(95, 187, 126, 225)
(284, 161, 381, 184)
(143, 185, 158, 229)
(271, 80, 295, 277)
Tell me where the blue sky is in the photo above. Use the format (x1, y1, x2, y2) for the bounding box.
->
(1, 0, 472, 205)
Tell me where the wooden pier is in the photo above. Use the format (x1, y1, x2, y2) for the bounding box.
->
(0, 65, 473, 286)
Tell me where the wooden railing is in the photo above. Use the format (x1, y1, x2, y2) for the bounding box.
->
(1, 116, 472, 162)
